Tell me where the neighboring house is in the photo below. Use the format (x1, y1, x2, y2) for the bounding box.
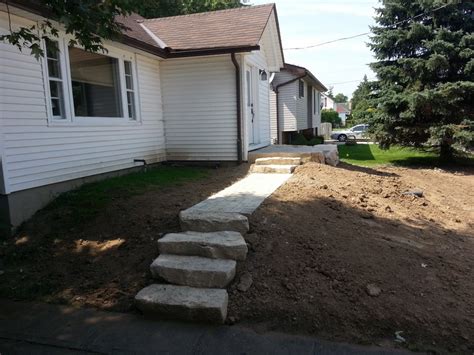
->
(0, 2, 284, 228)
(321, 93, 335, 110)
(335, 103, 351, 125)
(270, 63, 327, 144)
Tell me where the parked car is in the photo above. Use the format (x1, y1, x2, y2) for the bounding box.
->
(331, 124, 369, 142)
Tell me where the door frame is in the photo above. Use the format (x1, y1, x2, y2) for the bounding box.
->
(245, 64, 259, 147)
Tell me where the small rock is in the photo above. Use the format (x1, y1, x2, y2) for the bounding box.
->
(0, 270, 4, 276)
(360, 212, 374, 219)
(455, 219, 461, 223)
(385, 206, 393, 213)
(245, 233, 259, 247)
(320, 184, 328, 190)
(402, 189, 423, 197)
(237, 272, 253, 292)
(366, 284, 382, 297)
(228, 316, 238, 325)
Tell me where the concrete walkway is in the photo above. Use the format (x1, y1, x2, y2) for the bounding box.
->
(186, 173, 292, 215)
(0, 300, 413, 354)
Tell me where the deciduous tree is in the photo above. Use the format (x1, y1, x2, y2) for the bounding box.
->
(0, 0, 245, 58)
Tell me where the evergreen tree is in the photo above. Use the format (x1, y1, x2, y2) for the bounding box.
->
(369, 0, 474, 159)
(348, 75, 379, 125)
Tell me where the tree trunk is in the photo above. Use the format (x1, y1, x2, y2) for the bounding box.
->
(439, 142, 454, 162)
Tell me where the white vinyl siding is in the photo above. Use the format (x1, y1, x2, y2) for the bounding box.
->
(296, 79, 308, 130)
(161, 55, 237, 161)
(0, 13, 166, 194)
(270, 70, 297, 142)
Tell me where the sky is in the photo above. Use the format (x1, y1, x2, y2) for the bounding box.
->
(250, 0, 380, 98)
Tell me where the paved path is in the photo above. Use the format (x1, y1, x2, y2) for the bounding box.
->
(186, 173, 292, 215)
(0, 300, 413, 354)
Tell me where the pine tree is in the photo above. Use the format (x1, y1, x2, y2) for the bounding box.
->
(369, 0, 474, 159)
(348, 75, 379, 126)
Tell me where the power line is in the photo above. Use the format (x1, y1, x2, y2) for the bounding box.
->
(326, 77, 376, 86)
(284, 3, 451, 51)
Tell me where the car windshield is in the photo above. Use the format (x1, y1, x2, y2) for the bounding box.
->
(352, 126, 365, 131)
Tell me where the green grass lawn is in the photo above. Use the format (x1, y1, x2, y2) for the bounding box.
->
(41, 166, 209, 226)
(338, 144, 442, 167)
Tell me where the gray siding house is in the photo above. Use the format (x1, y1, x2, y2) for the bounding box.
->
(270, 63, 327, 144)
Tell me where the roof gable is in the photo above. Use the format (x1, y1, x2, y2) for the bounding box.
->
(278, 63, 327, 92)
(141, 4, 275, 52)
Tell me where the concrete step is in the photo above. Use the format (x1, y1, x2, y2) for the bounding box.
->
(255, 157, 302, 166)
(250, 164, 298, 174)
(151, 254, 236, 288)
(158, 231, 248, 261)
(135, 284, 228, 323)
(179, 210, 249, 234)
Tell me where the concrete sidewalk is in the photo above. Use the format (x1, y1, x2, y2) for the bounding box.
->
(0, 299, 413, 354)
(186, 173, 292, 215)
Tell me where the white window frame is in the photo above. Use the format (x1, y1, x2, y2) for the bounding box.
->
(42, 38, 73, 123)
(43, 37, 141, 126)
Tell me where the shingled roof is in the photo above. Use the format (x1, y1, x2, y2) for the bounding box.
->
(283, 63, 327, 92)
(141, 4, 276, 52)
(3, 1, 282, 59)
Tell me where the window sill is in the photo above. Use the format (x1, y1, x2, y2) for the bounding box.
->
(48, 118, 142, 127)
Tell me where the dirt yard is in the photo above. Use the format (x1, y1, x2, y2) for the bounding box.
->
(228, 163, 474, 353)
(0, 164, 248, 311)
(1, 161, 473, 353)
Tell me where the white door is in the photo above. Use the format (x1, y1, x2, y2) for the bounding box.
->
(246, 67, 258, 145)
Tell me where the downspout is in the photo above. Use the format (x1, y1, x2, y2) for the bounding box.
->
(231, 53, 243, 163)
(274, 74, 307, 144)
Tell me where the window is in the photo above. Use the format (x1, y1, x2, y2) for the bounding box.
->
(45, 40, 65, 119)
(124, 61, 136, 120)
(68, 47, 122, 117)
(313, 90, 317, 114)
(44, 38, 141, 123)
(352, 125, 365, 132)
(299, 80, 305, 98)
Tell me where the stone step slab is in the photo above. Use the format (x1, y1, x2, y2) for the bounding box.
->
(135, 284, 228, 324)
(151, 254, 236, 288)
(250, 164, 298, 174)
(179, 210, 249, 234)
(158, 231, 248, 261)
(255, 157, 302, 166)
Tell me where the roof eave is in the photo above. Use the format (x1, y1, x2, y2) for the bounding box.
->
(305, 70, 328, 92)
(168, 45, 260, 58)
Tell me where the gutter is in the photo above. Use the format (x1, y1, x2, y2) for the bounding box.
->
(231, 53, 243, 164)
(169, 45, 260, 58)
(274, 74, 307, 144)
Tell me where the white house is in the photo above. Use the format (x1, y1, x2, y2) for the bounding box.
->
(270, 64, 327, 144)
(321, 93, 335, 110)
(335, 103, 351, 125)
(0, 2, 284, 228)
(321, 94, 351, 126)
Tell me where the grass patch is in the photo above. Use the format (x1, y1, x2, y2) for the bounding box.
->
(43, 166, 208, 225)
(337, 144, 473, 167)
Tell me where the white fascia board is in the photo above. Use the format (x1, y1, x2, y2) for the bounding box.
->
(139, 23, 168, 49)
